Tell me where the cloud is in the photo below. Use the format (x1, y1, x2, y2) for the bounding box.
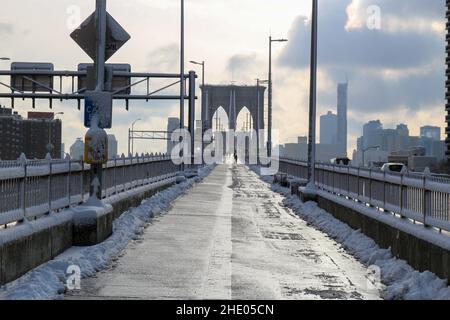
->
(277, 0, 445, 116)
(146, 44, 179, 73)
(226, 53, 264, 84)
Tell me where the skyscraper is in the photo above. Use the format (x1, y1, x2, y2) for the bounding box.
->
(337, 83, 348, 156)
(320, 111, 338, 145)
(420, 126, 441, 141)
(0, 107, 62, 160)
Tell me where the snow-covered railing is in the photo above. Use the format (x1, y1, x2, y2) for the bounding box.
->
(0, 153, 180, 227)
(278, 158, 450, 233)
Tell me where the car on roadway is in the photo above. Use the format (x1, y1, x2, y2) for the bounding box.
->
(381, 163, 407, 173)
(331, 157, 351, 166)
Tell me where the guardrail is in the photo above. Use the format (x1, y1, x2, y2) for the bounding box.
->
(279, 158, 450, 233)
(0, 154, 180, 227)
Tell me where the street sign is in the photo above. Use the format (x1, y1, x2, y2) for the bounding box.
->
(70, 12, 130, 62)
(10, 62, 54, 92)
(78, 63, 131, 94)
(84, 125, 108, 165)
(84, 91, 113, 129)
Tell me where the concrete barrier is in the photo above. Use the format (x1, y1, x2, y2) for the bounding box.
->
(0, 178, 176, 286)
(307, 191, 450, 283)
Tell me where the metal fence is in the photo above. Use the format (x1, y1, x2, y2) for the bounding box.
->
(279, 158, 450, 233)
(0, 154, 180, 227)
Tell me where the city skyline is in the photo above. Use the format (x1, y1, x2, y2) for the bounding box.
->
(0, 0, 446, 157)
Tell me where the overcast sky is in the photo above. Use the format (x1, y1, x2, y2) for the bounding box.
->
(0, 0, 446, 156)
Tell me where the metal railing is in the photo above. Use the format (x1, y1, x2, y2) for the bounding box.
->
(0, 154, 180, 227)
(279, 158, 450, 233)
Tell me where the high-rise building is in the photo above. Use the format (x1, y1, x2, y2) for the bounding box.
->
(447, 0, 450, 161)
(355, 120, 446, 163)
(0, 107, 62, 160)
(25, 112, 62, 159)
(107, 134, 118, 159)
(395, 124, 410, 151)
(0, 107, 22, 160)
(320, 111, 338, 145)
(337, 83, 348, 156)
(167, 117, 180, 155)
(362, 120, 383, 150)
(420, 126, 441, 141)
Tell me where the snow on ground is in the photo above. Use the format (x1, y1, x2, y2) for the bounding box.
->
(254, 170, 450, 300)
(0, 166, 213, 300)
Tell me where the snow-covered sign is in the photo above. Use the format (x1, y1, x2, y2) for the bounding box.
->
(84, 91, 113, 129)
(84, 122, 108, 164)
(70, 12, 130, 62)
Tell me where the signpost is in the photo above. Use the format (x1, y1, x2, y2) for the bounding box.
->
(0, 0, 198, 194)
(71, 0, 130, 199)
(70, 12, 130, 62)
(84, 91, 113, 128)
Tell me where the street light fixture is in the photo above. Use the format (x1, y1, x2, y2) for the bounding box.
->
(362, 146, 380, 167)
(190, 61, 205, 88)
(268, 36, 288, 159)
(0, 57, 10, 61)
(129, 118, 142, 156)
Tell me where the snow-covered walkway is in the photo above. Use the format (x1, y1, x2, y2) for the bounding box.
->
(67, 164, 381, 300)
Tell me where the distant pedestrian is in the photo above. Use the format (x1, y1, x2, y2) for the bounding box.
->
(234, 151, 238, 164)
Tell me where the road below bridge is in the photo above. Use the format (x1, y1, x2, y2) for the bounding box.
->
(67, 164, 381, 300)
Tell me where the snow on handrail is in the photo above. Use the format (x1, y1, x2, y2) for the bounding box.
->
(0, 154, 179, 228)
(278, 158, 450, 233)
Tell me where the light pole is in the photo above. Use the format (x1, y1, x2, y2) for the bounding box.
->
(190, 60, 205, 164)
(307, 0, 318, 190)
(179, 0, 186, 170)
(268, 36, 288, 159)
(129, 118, 141, 156)
(256, 78, 268, 163)
(47, 112, 64, 157)
(362, 146, 380, 167)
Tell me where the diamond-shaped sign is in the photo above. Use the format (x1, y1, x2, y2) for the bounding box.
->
(71, 12, 130, 62)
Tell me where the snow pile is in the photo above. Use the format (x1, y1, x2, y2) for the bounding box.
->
(257, 170, 450, 300)
(0, 165, 213, 300)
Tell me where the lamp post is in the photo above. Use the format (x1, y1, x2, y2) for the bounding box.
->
(129, 118, 141, 156)
(268, 36, 288, 159)
(362, 146, 380, 167)
(307, 0, 318, 190)
(180, 0, 185, 171)
(256, 78, 268, 164)
(190, 60, 205, 164)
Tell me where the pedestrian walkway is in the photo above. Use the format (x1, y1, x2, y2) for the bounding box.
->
(67, 164, 381, 300)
